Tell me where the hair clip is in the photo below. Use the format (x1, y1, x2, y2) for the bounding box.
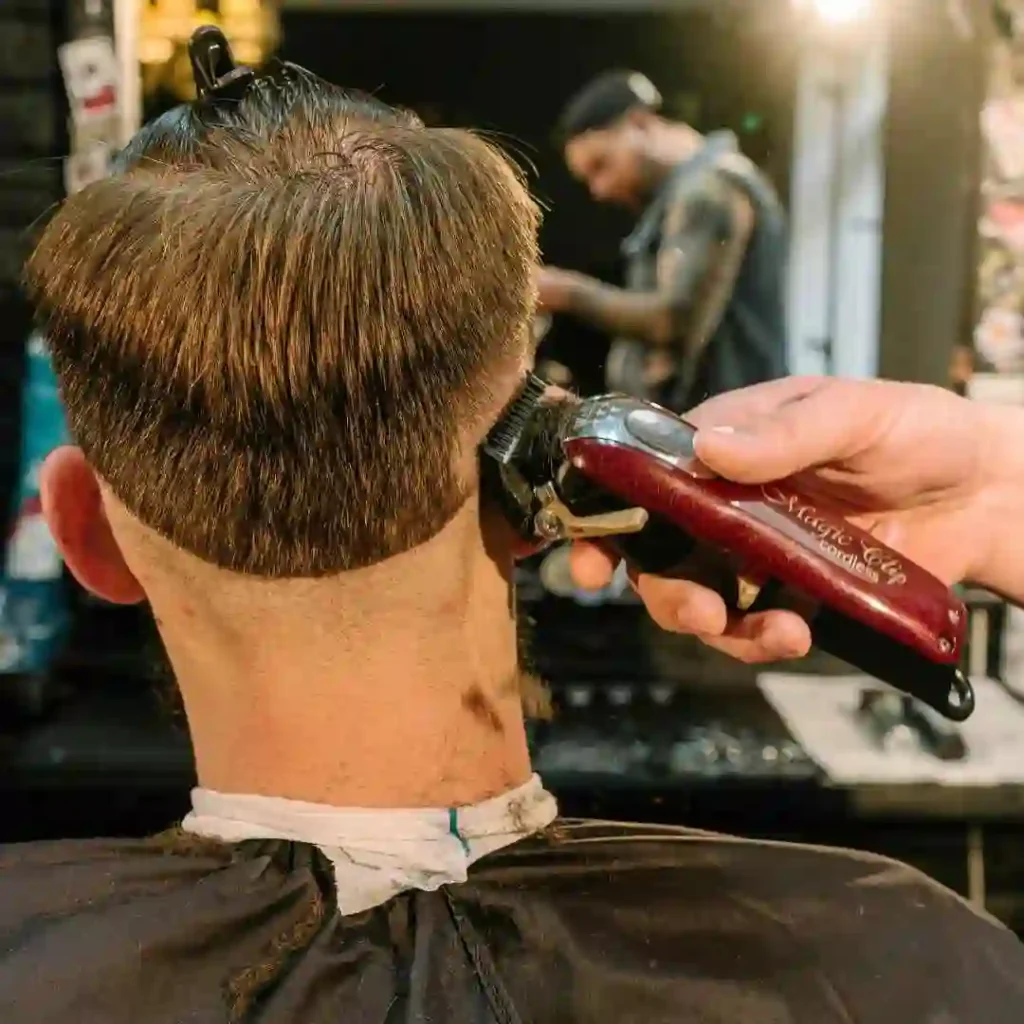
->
(188, 25, 256, 102)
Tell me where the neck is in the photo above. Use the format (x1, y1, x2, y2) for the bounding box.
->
(648, 123, 705, 184)
(144, 502, 533, 808)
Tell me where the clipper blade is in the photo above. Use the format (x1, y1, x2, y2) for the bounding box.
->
(482, 374, 550, 464)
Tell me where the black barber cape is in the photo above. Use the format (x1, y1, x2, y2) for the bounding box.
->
(1, 819, 1022, 1023)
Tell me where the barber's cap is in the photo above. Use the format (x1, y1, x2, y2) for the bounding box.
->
(555, 70, 663, 143)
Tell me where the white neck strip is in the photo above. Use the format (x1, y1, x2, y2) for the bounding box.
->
(182, 774, 558, 916)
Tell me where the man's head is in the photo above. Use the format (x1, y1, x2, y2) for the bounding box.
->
(556, 70, 677, 209)
(26, 66, 540, 605)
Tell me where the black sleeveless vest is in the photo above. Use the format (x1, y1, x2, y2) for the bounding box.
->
(609, 131, 789, 411)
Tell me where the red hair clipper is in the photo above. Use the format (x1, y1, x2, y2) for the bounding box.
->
(483, 375, 973, 721)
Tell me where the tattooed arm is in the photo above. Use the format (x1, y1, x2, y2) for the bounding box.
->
(538, 172, 754, 353)
(654, 172, 755, 355)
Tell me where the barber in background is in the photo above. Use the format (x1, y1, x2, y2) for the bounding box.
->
(537, 70, 788, 412)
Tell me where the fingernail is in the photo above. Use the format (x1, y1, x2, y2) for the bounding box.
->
(697, 425, 750, 443)
(695, 424, 743, 454)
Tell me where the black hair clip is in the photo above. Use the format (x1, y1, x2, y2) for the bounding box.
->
(188, 25, 256, 102)
(189, 25, 304, 108)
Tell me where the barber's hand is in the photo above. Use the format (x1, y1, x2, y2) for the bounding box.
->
(535, 265, 584, 314)
(570, 376, 1024, 664)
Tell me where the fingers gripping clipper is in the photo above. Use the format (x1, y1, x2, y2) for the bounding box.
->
(482, 375, 974, 722)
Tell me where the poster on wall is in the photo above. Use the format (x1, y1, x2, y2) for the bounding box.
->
(970, 2, 1024, 700)
(58, 34, 120, 153)
(58, 35, 119, 127)
(971, 3, 1024, 383)
(63, 143, 112, 195)
(982, 97, 1024, 179)
(57, 1, 121, 194)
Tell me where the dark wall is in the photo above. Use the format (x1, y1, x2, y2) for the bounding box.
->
(277, 5, 798, 281)
(880, 0, 989, 384)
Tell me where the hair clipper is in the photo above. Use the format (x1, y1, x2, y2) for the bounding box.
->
(482, 375, 974, 722)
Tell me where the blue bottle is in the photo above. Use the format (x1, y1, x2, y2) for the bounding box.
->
(0, 331, 72, 682)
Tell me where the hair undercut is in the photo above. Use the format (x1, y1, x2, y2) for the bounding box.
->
(25, 69, 540, 577)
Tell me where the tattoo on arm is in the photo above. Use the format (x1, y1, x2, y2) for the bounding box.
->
(657, 172, 754, 355)
(562, 171, 754, 351)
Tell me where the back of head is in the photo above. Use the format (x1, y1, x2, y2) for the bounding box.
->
(25, 63, 539, 578)
(555, 69, 663, 144)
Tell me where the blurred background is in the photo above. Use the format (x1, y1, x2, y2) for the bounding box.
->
(3, 0, 1024, 934)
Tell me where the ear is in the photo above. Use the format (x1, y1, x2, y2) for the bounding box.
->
(39, 447, 145, 605)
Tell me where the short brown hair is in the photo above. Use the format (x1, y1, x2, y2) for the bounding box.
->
(25, 71, 539, 577)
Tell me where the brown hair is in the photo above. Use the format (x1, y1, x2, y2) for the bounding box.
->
(25, 71, 539, 576)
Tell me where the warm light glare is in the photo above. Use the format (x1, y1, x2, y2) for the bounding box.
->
(812, 0, 871, 23)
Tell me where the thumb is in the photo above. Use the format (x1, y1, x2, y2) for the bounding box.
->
(692, 382, 883, 484)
